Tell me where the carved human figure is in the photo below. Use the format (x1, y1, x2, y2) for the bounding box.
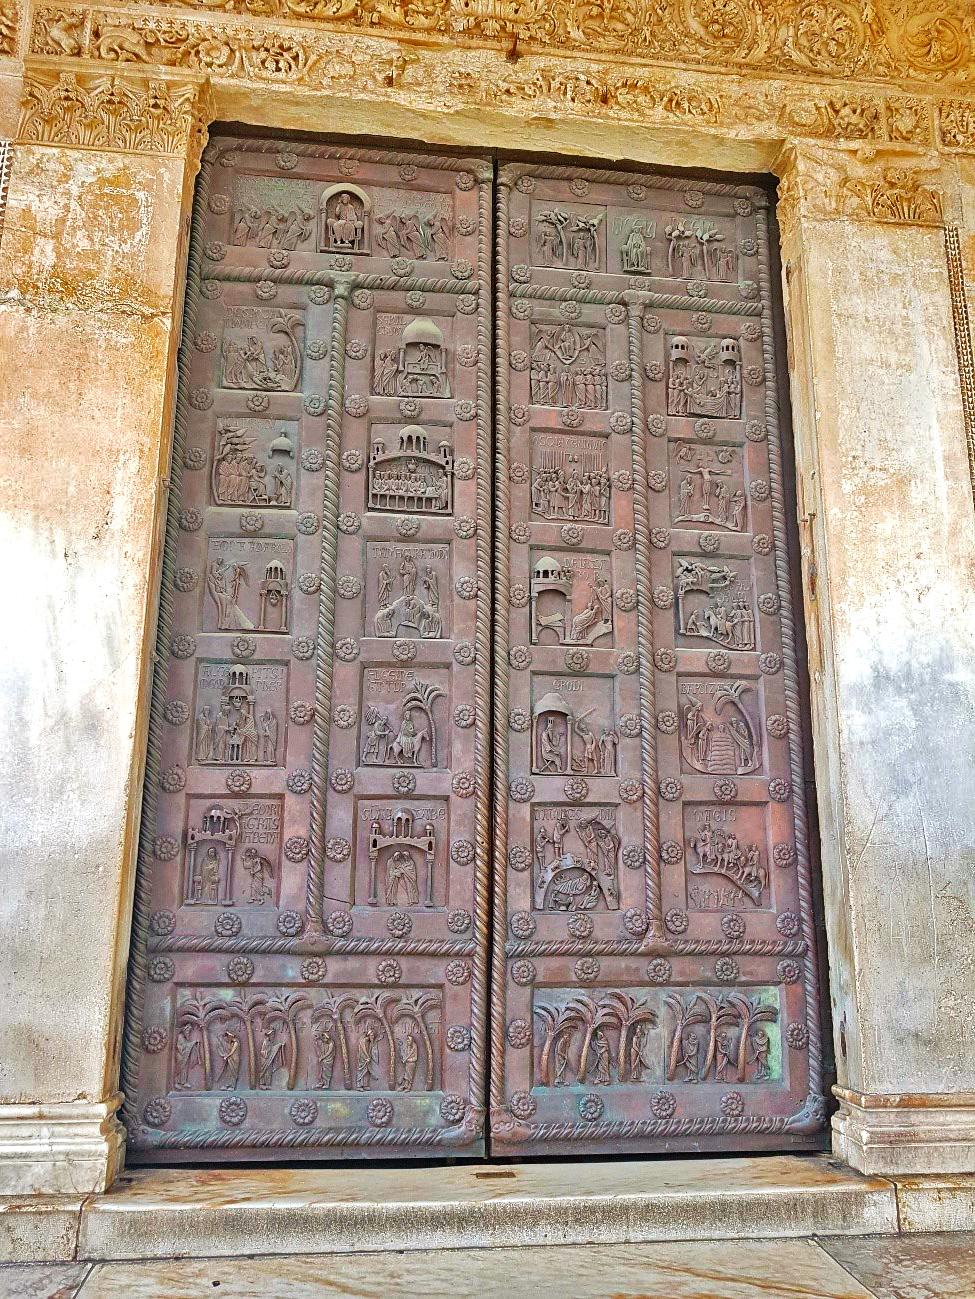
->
(539, 718, 564, 773)
(195, 707, 215, 763)
(678, 1030, 700, 1082)
(715, 1031, 734, 1082)
(385, 849, 419, 907)
(554, 1032, 571, 1087)
(258, 710, 278, 764)
(216, 1029, 241, 1090)
(396, 1025, 419, 1091)
(591, 1028, 612, 1085)
(258, 1023, 284, 1089)
(426, 213, 451, 260)
(244, 846, 273, 904)
(598, 729, 618, 775)
(750, 1028, 771, 1081)
(356, 1026, 380, 1090)
(207, 558, 253, 631)
(174, 1024, 201, 1089)
(315, 1025, 335, 1090)
(400, 556, 418, 599)
(199, 848, 221, 904)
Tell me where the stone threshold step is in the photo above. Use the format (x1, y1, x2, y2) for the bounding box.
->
(0, 1154, 899, 1264)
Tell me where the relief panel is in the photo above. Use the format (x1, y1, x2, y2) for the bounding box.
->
(495, 162, 822, 1157)
(125, 137, 492, 1162)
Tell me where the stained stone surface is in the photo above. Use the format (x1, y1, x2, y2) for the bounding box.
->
(43, 1240, 878, 1298)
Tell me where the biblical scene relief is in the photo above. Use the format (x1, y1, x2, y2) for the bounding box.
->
(664, 218, 738, 282)
(231, 176, 318, 251)
(529, 323, 608, 409)
(372, 187, 453, 261)
(211, 419, 297, 508)
(182, 797, 282, 907)
(530, 551, 613, 647)
(374, 315, 452, 398)
(221, 308, 304, 392)
(665, 989, 780, 1085)
(532, 204, 605, 270)
(535, 991, 660, 1087)
(531, 805, 620, 912)
(171, 986, 442, 1094)
(203, 539, 293, 634)
(366, 542, 449, 639)
(530, 434, 611, 523)
(684, 805, 768, 908)
(368, 425, 453, 514)
(360, 668, 449, 770)
(193, 662, 285, 767)
(679, 678, 761, 776)
(670, 444, 745, 532)
(531, 674, 617, 777)
(356, 801, 447, 908)
(319, 184, 370, 253)
(667, 336, 741, 418)
(615, 215, 656, 274)
(675, 557, 756, 650)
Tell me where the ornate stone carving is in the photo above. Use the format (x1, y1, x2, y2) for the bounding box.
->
(17, 65, 213, 158)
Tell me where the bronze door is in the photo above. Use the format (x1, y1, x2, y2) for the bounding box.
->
(125, 139, 494, 1160)
(491, 163, 824, 1156)
(124, 140, 824, 1163)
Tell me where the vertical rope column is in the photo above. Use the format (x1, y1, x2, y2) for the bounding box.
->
(945, 224, 975, 516)
(468, 166, 494, 1113)
(756, 209, 823, 1106)
(121, 146, 216, 1117)
(626, 299, 662, 938)
(305, 278, 350, 929)
(489, 172, 514, 1117)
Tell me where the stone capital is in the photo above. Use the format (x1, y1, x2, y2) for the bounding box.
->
(774, 141, 950, 252)
(16, 60, 214, 168)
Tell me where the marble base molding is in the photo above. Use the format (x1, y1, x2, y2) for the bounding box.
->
(833, 1088, 975, 1176)
(0, 1096, 125, 1196)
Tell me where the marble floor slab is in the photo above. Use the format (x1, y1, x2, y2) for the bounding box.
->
(0, 1262, 91, 1298)
(71, 1240, 877, 1299)
(76, 1155, 896, 1260)
(820, 1230, 975, 1299)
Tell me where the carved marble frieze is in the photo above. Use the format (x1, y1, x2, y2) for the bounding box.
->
(9, 4, 975, 162)
(20, 0, 975, 88)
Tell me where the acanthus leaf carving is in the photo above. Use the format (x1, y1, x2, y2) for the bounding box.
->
(17, 63, 213, 158)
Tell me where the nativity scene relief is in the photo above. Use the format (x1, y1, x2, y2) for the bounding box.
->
(531, 806, 621, 912)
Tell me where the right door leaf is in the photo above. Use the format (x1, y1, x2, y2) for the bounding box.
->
(492, 162, 826, 1155)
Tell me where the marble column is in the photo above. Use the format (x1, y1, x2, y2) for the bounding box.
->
(0, 64, 211, 1194)
(776, 142, 975, 1175)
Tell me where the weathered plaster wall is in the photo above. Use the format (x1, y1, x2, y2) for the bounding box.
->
(788, 217, 975, 1095)
(0, 145, 188, 1103)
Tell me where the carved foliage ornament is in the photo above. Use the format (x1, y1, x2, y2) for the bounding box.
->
(17, 67, 213, 157)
